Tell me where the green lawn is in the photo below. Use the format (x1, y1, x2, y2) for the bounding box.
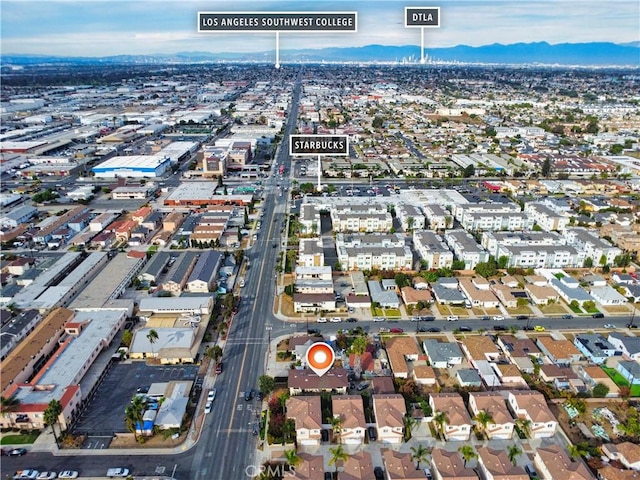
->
(602, 365, 630, 387)
(1, 432, 39, 445)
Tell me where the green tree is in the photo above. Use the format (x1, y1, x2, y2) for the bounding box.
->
(244, 207, 249, 226)
(507, 444, 522, 465)
(372, 116, 384, 129)
(475, 258, 498, 278)
(404, 414, 419, 441)
(515, 418, 532, 438)
(0, 395, 21, 429)
(329, 415, 343, 443)
(432, 411, 449, 440)
(473, 410, 495, 437)
(284, 449, 301, 467)
(497, 256, 509, 269)
(282, 418, 295, 444)
(410, 444, 430, 470)
(394, 273, 412, 288)
(43, 399, 63, 448)
(146, 329, 159, 357)
(349, 336, 368, 355)
(458, 444, 477, 467)
(599, 254, 608, 267)
(463, 164, 475, 178)
(593, 382, 610, 398)
(541, 157, 553, 177)
(125, 404, 141, 441)
(258, 375, 276, 396)
(568, 442, 589, 460)
(121, 329, 133, 347)
(328, 445, 349, 474)
(583, 257, 594, 268)
(205, 345, 223, 364)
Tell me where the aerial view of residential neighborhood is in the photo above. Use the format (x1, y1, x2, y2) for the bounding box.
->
(1, 1, 640, 480)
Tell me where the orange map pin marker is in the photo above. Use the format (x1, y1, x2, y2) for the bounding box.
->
(306, 342, 335, 377)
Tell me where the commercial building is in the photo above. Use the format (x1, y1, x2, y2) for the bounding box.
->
(92, 155, 171, 178)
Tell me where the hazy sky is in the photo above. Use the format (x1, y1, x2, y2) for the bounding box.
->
(2, 0, 639, 56)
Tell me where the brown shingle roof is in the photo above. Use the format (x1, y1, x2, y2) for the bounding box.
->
(332, 395, 366, 430)
(373, 394, 406, 429)
(286, 396, 322, 431)
(536, 444, 595, 480)
(477, 446, 529, 480)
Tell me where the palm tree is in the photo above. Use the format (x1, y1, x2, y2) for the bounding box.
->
(43, 399, 63, 448)
(515, 417, 532, 438)
(473, 410, 495, 437)
(282, 419, 295, 445)
(146, 329, 159, 358)
(507, 444, 523, 465)
(328, 445, 349, 475)
(124, 405, 139, 441)
(205, 345, 223, 364)
(458, 444, 477, 467)
(284, 449, 301, 468)
(432, 411, 449, 440)
(404, 414, 419, 441)
(0, 395, 21, 429)
(329, 415, 343, 444)
(568, 442, 590, 460)
(410, 444, 430, 470)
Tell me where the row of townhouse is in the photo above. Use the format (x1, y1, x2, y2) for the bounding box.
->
(335, 233, 413, 271)
(138, 251, 222, 295)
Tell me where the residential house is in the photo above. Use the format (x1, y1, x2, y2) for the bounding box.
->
(476, 446, 529, 480)
(524, 202, 570, 231)
(430, 449, 478, 480)
(413, 231, 454, 270)
(507, 391, 557, 438)
(597, 466, 640, 480)
(293, 293, 336, 313)
(429, 393, 472, 441)
(573, 333, 618, 365)
(497, 335, 542, 374)
(349, 352, 376, 376)
(459, 336, 501, 388)
(372, 394, 406, 444)
(385, 336, 420, 378)
(186, 250, 222, 293)
(422, 339, 464, 369)
(159, 252, 198, 295)
(608, 333, 640, 361)
(534, 444, 595, 480)
(444, 230, 489, 270)
(294, 453, 325, 480)
(577, 365, 620, 397)
(396, 204, 425, 232)
(537, 336, 582, 367)
(286, 396, 322, 446)
(412, 364, 437, 386)
(382, 450, 425, 480)
(468, 392, 515, 440)
(456, 369, 482, 388)
(423, 204, 453, 231)
(602, 442, 640, 470)
(339, 451, 374, 480)
(590, 286, 628, 306)
(400, 286, 433, 308)
(458, 278, 500, 308)
(549, 277, 594, 306)
(495, 364, 527, 388)
(297, 238, 325, 267)
(431, 278, 467, 305)
(332, 395, 366, 444)
(617, 361, 640, 385)
(288, 368, 349, 395)
(368, 280, 400, 308)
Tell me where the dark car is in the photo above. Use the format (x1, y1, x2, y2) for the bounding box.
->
(423, 316, 435, 321)
(459, 326, 473, 332)
(368, 426, 377, 441)
(215, 362, 223, 374)
(374, 467, 385, 480)
(390, 327, 404, 333)
(481, 316, 490, 321)
(516, 315, 528, 320)
(346, 317, 357, 323)
(562, 314, 573, 319)
(592, 313, 605, 318)
(628, 323, 639, 329)
(324, 473, 332, 480)
(522, 325, 535, 331)
(244, 388, 253, 401)
(321, 429, 329, 442)
(272, 243, 277, 248)
(427, 327, 441, 333)
(356, 382, 370, 391)
(256, 391, 264, 401)
(493, 325, 507, 331)
(7, 448, 27, 456)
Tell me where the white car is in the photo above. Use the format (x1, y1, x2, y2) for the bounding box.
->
(316, 317, 327, 323)
(373, 317, 385, 322)
(447, 315, 459, 321)
(57, 473, 78, 480)
(36, 474, 56, 480)
(604, 324, 616, 329)
(207, 389, 217, 402)
(329, 317, 342, 323)
(106, 468, 130, 478)
(204, 401, 212, 414)
(13, 471, 39, 480)
(492, 315, 505, 321)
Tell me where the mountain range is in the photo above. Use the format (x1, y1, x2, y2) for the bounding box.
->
(2, 42, 639, 66)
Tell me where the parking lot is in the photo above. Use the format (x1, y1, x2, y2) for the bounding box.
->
(73, 362, 198, 438)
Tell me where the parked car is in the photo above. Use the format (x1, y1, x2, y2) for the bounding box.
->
(36, 473, 57, 480)
(389, 327, 404, 333)
(204, 401, 212, 414)
(8, 448, 27, 456)
(492, 315, 504, 321)
(447, 315, 459, 321)
(317, 317, 327, 323)
(215, 362, 223, 374)
(604, 324, 616, 329)
(346, 317, 357, 323)
(368, 426, 377, 441)
(459, 326, 473, 332)
(356, 383, 370, 391)
(534, 325, 546, 332)
(493, 325, 507, 331)
(321, 429, 329, 442)
(307, 328, 321, 335)
(423, 316, 435, 321)
(373, 467, 385, 480)
(562, 314, 573, 319)
(427, 327, 441, 333)
(244, 388, 253, 401)
(516, 315, 528, 320)
(106, 468, 130, 478)
(12, 471, 39, 479)
(58, 472, 78, 479)
(207, 389, 217, 402)
(373, 317, 385, 322)
(481, 316, 491, 321)
(329, 317, 342, 323)
(592, 313, 605, 318)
